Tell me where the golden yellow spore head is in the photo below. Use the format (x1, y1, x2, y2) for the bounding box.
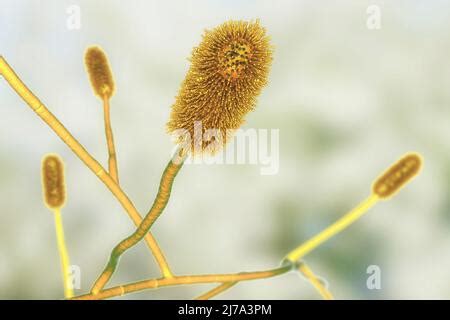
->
(84, 46, 115, 99)
(372, 153, 423, 199)
(167, 20, 273, 155)
(42, 155, 66, 209)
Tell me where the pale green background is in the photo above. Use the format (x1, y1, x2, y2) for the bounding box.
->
(0, 0, 449, 299)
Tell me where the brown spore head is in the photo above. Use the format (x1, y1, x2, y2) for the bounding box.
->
(167, 20, 273, 155)
(42, 154, 66, 209)
(85, 46, 115, 99)
(372, 153, 423, 199)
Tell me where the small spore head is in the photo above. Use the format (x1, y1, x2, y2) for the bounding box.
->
(84, 46, 115, 99)
(372, 153, 423, 199)
(42, 154, 66, 209)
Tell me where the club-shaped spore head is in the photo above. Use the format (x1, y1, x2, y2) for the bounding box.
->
(167, 20, 273, 155)
(85, 46, 115, 99)
(42, 154, 66, 209)
(372, 153, 423, 199)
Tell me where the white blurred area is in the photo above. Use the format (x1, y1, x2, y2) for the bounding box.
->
(0, 0, 450, 299)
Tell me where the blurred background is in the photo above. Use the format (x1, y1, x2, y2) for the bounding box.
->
(0, 0, 449, 299)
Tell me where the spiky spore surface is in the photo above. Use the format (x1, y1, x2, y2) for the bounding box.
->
(167, 20, 273, 155)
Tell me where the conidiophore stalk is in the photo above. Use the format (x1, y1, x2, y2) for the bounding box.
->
(85, 46, 119, 183)
(42, 154, 73, 298)
(91, 20, 274, 294)
(0, 55, 174, 279)
(284, 152, 423, 264)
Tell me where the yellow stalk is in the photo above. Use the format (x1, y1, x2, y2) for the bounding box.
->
(103, 95, 119, 183)
(53, 208, 74, 298)
(74, 265, 291, 300)
(91, 153, 185, 294)
(285, 194, 379, 263)
(0, 56, 172, 278)
(195, 282, 238, 300)
(297, 261, 333, 300)
(285, 152, 422, 264)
